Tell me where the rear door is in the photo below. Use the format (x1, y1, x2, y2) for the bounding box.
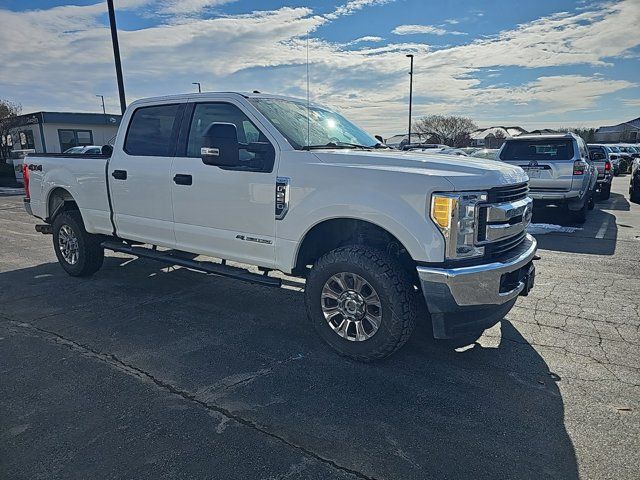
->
(499, 138, 576, 191)
(108, 102, 185, 247)
(170, 99, 278, 267)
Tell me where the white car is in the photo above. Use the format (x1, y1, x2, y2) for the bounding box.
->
(22, 92, 537, 361)
(63, 145, 103, 154)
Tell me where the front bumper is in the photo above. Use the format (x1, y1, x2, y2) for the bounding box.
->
(417, 234, 537, 339)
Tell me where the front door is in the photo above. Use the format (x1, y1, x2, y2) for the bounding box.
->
(171, 100, 278, 267)
(108, 102, 184, 247)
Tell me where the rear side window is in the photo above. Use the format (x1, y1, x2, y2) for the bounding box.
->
(124, 104, 181, 156)
(500, 139, 574, 161)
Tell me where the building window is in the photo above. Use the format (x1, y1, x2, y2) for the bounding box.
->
(18, 130, 35, 149)
(58, 129, 94, 152)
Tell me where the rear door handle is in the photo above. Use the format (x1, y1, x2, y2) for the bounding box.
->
(112, 170, 127, 180)
(173, 174, 192, 186)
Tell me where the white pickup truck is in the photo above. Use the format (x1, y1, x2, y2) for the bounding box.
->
(22, 92, 537, 361)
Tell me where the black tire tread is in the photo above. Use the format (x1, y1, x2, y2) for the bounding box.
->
(305, 245, 417, 362)
(52, 210, 104, 277)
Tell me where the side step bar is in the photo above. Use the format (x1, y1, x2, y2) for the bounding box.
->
(101, 241, 281, 288)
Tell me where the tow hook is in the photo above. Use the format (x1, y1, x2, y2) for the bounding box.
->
(533, 254, 541, 261)
(35, 224, 53, 235)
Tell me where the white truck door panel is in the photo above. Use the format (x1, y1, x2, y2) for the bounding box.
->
(108, 103, 183, 247)
(171, 101, 277, 267)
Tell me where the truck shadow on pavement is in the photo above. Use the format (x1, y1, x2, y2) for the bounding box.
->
(530, 204, 618, 256)
(0, 257, 579, 480)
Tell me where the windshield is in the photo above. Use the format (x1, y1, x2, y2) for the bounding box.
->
(249, 98, 378, 150)
(500, 139, 575, 161)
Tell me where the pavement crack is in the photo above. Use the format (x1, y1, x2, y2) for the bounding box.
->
(1, 318, 376, 480)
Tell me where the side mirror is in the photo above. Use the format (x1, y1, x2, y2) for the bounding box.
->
(375, 135, 384, 144)
(101, 144, 113, 156)
(201, 122, 240, 167)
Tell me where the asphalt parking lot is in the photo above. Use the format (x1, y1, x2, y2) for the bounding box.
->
(1, 177, 638, 480)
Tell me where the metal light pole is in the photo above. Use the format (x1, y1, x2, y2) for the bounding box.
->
(192, 82, 202, 93)
(96, 94, 106, 114)
(107, 0, 126, 114)
(406, 54, 414, 145)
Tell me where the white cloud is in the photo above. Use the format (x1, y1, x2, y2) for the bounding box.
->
(159, 0, 237, 15)
(0, 0, 638, 135)
(348, 36, 384, 44)
(392, 24, 466, 36)
(325, 0, 393, 20)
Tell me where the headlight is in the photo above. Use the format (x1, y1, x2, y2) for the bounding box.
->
(430, 192, 487, 260)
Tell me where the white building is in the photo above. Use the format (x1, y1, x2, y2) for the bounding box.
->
(2, 111, 121, 154)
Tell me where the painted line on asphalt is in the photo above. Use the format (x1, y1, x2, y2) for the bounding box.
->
(595, 217, 610, 239)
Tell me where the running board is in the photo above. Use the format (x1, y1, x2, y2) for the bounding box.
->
(101, 241, 281, 288)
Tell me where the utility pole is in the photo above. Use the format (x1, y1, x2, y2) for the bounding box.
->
(96, 94, 106, 114)
(192, 82, 202, 93)
(406, 54, 414, 145)
(107, 0, 126, 114)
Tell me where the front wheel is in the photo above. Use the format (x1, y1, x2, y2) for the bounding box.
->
(52, 210, 104, 277)
(305, 246, 418, 361)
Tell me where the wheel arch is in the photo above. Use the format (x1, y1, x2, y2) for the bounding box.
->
(46, 187, 78, 222)
(292, 217, 417, 280)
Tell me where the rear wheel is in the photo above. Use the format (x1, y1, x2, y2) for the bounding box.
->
(569, 198, 588, 224)
(599, 183, 611, 200)
(305, 246, 417, 361)
(52, 210, 104, 277)
(631, 179, 640, 204)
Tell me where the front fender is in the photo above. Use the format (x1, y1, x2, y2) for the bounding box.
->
(277, 185, 446, 271)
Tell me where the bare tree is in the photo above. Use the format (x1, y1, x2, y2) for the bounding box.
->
(0, 99, 22, 161)
(413, 115, 477, 147)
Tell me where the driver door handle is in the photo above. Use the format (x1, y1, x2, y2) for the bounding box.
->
(173, 174, 193, 186)
(112, 169, 127, 180)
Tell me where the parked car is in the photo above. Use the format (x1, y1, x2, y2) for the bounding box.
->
(63, 145, 103, 154)
(602, 145, 621, 176)
(437, 148, 469, 156)
(470, 148, 499, 160)
(498, 133, 597, 223)
(22, 92, 537, 361)
(609, 145, 633, 174)
(630, 156, 640, 203)
(587, 144, 613, 200)
(401, 143, 449, 151)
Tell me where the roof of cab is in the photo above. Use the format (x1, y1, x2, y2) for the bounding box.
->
(128, 92, 307, 108)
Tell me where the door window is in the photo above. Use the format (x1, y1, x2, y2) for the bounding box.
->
(185, 102, 274, 172)
(124, 104, 181, 156)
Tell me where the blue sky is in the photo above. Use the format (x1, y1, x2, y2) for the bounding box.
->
(0, 0, 638, 135)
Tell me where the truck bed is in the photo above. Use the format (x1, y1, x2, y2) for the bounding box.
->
(24, 153, 114, 236)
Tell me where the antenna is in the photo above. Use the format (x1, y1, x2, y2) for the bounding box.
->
(306, 31, 310, 148)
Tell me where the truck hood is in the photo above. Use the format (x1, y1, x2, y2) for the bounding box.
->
(311, 150, 528, 190)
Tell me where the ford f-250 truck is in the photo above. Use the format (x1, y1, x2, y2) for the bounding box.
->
(22, 92, 537, 361)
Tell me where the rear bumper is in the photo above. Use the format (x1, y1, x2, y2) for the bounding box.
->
(23, 198, 32, 216)
(417, 234, 537, 339)
(529, 190, 580, 201)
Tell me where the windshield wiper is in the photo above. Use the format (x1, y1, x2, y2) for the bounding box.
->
(302, 142, 375, 151)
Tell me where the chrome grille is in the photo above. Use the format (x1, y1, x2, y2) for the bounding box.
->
(477, 182, 531, 259)
(486, 183, 529, 203)
(485, 231, 527, 259)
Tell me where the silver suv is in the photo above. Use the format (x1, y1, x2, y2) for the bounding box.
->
(498, 133, 597, 223)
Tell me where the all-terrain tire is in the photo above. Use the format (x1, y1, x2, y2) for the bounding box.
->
(52, 210, 104, 277)
(305, 246, 418, 362)
(599, 184, 611, 201)
(569, 198, 588, 224)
